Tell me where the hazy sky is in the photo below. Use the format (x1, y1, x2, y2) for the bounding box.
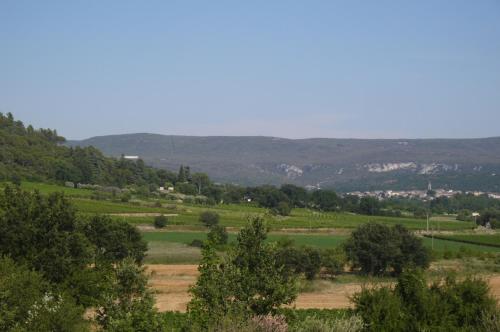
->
(1, 1, 499, 140)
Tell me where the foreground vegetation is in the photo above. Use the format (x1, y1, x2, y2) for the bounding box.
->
(1, 185, 499, 331)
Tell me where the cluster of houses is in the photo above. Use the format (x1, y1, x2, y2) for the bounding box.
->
(346, 188, 500, 201)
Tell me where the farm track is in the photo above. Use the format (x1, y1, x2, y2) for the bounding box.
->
(108, 213, 179, 217)
(146, 264, 500, 312)
(139, 226, 352, 234)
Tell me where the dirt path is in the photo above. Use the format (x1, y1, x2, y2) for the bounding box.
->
(146, 264, 500, 313)
(109, 213, 178, 217)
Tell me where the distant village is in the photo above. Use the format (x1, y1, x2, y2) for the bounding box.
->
(346, 182, 500, 201)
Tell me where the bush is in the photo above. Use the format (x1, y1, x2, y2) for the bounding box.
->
(302, 247, 322, 280)
(456, 209, 472, 221)
(249, 314, 288, 332)
(272, 201, 292, 216)
(292, 314, 364, 332)
(153, 215, 168, 228)
(199, 211, 220, 227)
(276, 245, 345, 280)
(481, 310, 500, 331)
(321, 248, 346, 278)
(353, 269, 499, 331)
(189, 239, 204, 248)
(120, 192, 131, 202)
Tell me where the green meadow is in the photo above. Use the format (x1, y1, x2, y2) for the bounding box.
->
(426, 234, 500, 248)
(142, 230, 500, 264)
(5, 181, 474, 232)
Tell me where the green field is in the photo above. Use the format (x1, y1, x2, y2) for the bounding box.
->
(6, 181, 475, 231)
(142, 231, 349, 249)
(72, 198, 169, 214)
(421, 236, 500, 253)
(1, 181, 94, 197)
(142, 230, 500, 264)
(425, 234, 500, 248)
(114, 203, 472, 231)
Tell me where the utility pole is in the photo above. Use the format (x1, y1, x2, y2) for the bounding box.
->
(431, 225, 434, 250)
(426, 211, 430, 233)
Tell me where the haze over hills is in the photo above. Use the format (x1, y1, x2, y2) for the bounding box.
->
(68, 134, 500, 192)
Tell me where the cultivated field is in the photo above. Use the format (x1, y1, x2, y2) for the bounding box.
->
(6, 182, 473, 231)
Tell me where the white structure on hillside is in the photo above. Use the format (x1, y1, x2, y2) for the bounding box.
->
(123, 155, 139, 160)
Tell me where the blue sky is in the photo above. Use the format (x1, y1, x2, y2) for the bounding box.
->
(1, 1, 499, 139)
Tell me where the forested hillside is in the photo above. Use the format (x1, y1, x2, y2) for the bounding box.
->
(69, 133, 500, 192)
(0, 113, 176, 187)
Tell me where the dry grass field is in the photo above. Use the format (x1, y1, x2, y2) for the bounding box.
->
(146, 264, 500, 313)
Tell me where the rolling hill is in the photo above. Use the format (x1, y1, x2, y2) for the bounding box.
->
(68, 134, 500, 192)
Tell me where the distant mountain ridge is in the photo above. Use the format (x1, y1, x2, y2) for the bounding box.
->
(67, 134, 500, 192)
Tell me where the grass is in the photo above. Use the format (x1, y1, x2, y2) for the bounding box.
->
(422, 237, 500, 253)
(6, 181, 476, 231)
(72, 199, 169, 214)
(142, 231, 349, 249)
(145, 241, 202, 264)
(142, 230, 500, 264)
(430, 234, 500, 248)
(0, 181, 94, 197)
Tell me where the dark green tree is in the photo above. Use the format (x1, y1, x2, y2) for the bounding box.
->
(177, 165, 187, 183)
(345, 223, 429, 276)
(192, 172, 211, 195)
(311, 190, 340, 211)
(81, 215, 147, 265)
(358, 196, 381, 215)
(280, 184, 308, 207)
(207, 225, 229, 246)
(95, 259, 165, 332)
(0, 186, 92, 284)
(188, 217, 298, 328)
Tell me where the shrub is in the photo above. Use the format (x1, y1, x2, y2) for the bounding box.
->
(481, 310, 500, 331)
(153, 215, 168, 229)
(330, 314, 364, 332)
(276, 245, 345, 280)
(189, 239, 204, 248)
(292, 314, 364, 332)
(353, 269, 499, 331)
(120, 192, 131, 202)
(199, 211, 220, 227)
(293, 316, 334, 332)
(272, 201, 292, 216)
(302, 247, 322, 280)
(249, 314, 288, 332)
(321, 248, 346, 278)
